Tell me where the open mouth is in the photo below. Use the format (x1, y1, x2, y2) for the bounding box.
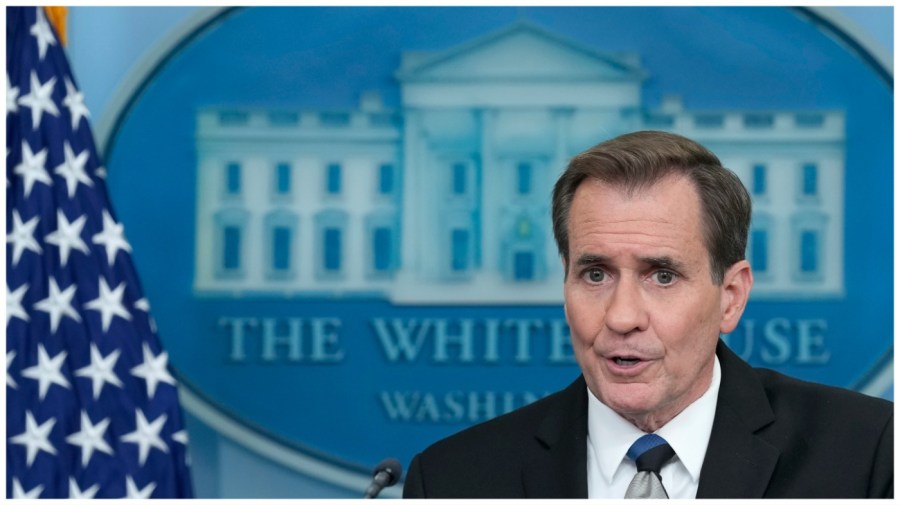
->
(613, 357, 642, 367)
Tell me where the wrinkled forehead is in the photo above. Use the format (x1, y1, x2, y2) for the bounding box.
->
(572, 173, 703, 217)
(567, 174, 707, 252)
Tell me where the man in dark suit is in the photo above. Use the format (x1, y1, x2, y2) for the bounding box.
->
(403, 131, 893, 498)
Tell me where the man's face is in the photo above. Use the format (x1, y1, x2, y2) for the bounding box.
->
(563, 175, 750, 431)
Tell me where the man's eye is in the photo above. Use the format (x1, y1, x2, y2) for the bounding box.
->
(585, 269, 606, 283)
(653, 270, 677, 285)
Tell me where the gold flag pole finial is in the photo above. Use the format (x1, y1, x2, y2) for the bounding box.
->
(42, 6, 68, 47)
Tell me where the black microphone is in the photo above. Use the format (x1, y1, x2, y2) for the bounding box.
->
(363, 458, 403, 498)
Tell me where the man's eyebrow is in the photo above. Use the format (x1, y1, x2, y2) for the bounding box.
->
(574, 254, 610, 267)
(573, 254, 687, 271)
(639, 255, 685, 271)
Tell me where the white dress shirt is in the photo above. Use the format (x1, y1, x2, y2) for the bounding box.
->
(586, 356, 721, 499)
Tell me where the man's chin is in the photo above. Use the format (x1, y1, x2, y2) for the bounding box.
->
(595, 384, 659, 418)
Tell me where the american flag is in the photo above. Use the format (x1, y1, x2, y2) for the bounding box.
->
(6, 6, 193, 498)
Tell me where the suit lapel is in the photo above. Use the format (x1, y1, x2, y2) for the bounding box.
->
(522, 376, 589, 498)
(524, 343, 781, 498)
(696, 341, 780, 498)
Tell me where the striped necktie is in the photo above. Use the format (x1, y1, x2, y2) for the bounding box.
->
(624, 434, 676, 499)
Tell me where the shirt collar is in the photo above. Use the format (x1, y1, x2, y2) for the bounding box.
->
(586, 355, 721, 484)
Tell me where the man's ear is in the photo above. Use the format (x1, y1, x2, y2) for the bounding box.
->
(720, 260, 753, 334)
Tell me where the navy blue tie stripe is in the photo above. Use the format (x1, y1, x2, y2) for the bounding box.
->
(627, 433, 667, 461)
(624, 434, 675, 498)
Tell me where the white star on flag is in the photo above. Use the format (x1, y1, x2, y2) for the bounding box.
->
(92, 210, 132, 266)
(45, 210, 90, 267)
(12, 478, 44, 499)
(84, 277, 132, 332)
(7, 209, 43, 266)
(21, 343, 71, 400)
(54, 140, 93, 198)
(8, 73, 20, 114)
(33, 277, 81, 333)
(125, 476, 157, 499)
(65, 410, 115, 466)
(121, 410, 169, 466)
(172, 430, 191, 466)
(131, 342, 176, 399)
(17, 70, 59, 129)
(74, 343, 123, 399)
(8, 350, 19, 389)
(10, 411, 57, 467)
(13, 140, 51, 197)
(68, 477, 100, 499)
(134, 298, 159, 333)
(172, 430, 192, 467)
(7, 283, 30, 324)
(172, 430, 189, 445)
(134, 298, 151, 311)
(29, 7, 56, 60)
(63, 77, 90, 130)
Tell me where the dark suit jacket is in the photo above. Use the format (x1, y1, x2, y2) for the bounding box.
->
(403, 341, 893, 498)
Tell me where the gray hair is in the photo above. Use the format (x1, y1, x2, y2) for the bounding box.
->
(551, 130, 751, 284)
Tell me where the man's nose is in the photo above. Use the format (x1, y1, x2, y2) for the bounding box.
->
(604, 278, 648, 335)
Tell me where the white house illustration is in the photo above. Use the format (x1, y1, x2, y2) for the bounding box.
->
(193, 22, 844, 303)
